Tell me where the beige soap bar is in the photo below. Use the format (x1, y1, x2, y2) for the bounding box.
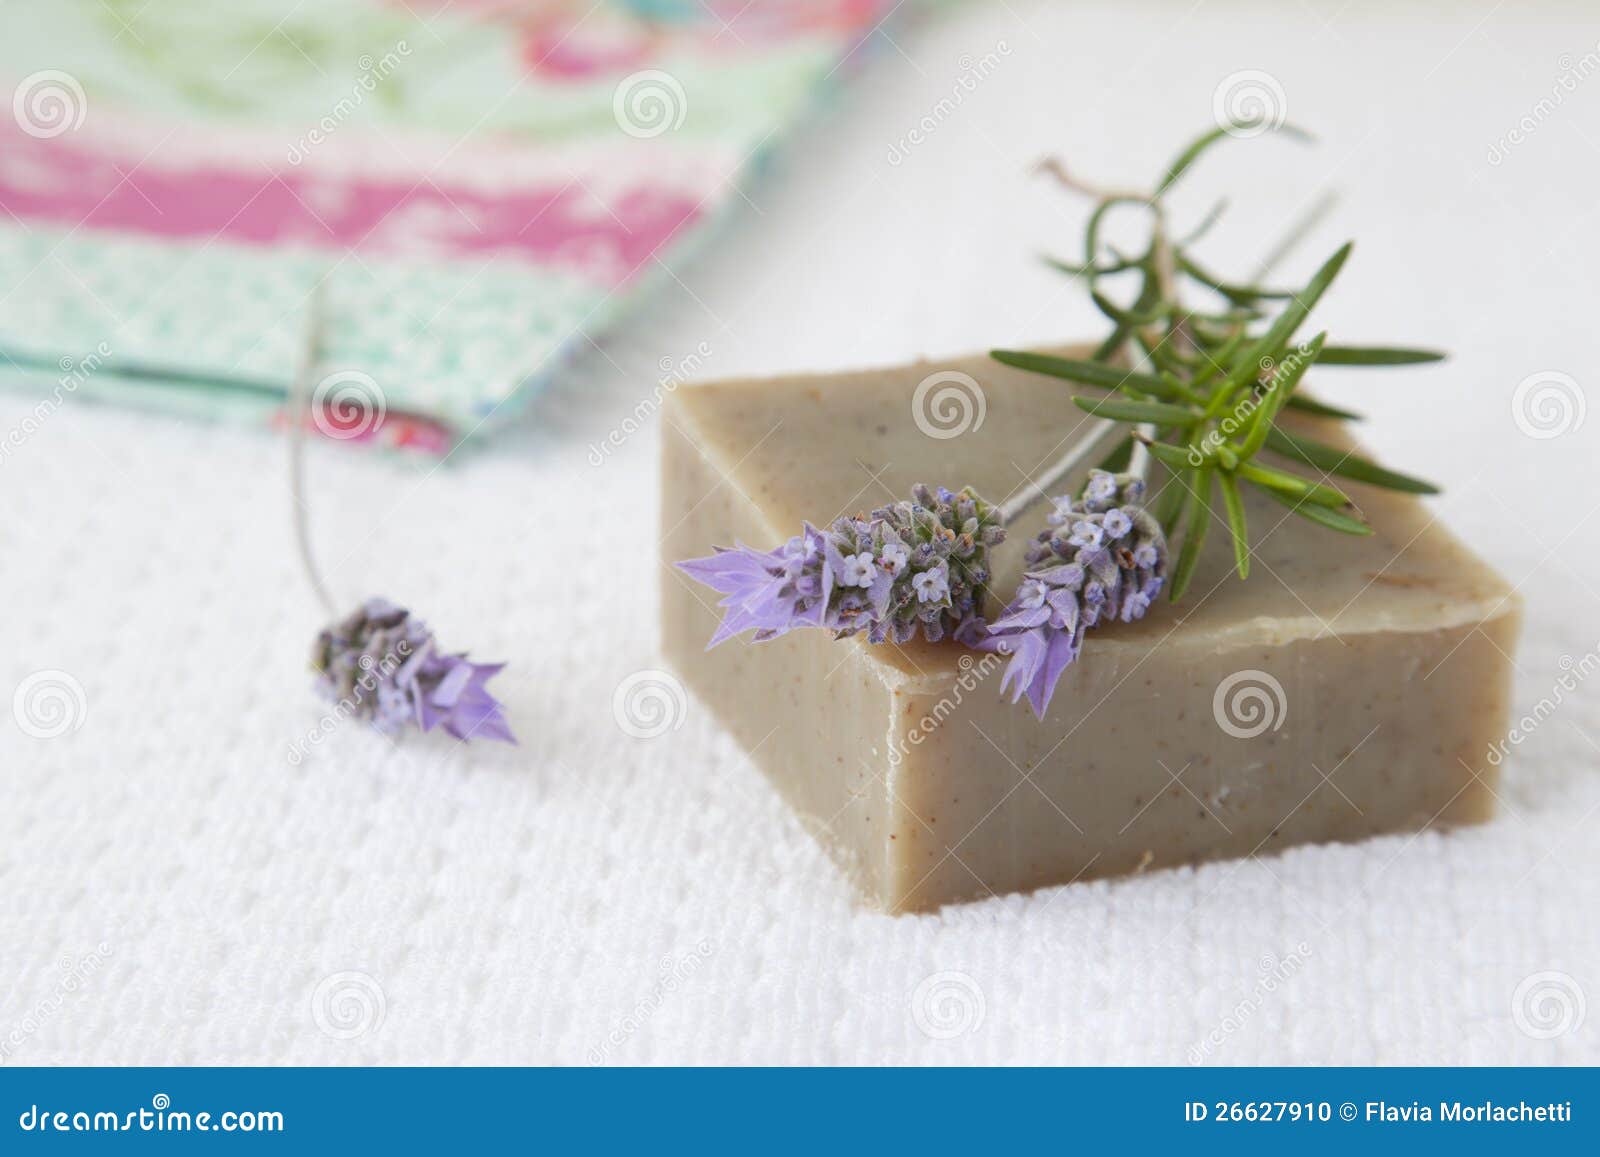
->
(660, 346, 1521, 912)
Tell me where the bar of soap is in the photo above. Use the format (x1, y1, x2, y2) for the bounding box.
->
(660, 346, 1521, 912)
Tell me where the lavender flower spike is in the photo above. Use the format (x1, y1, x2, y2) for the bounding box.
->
(978, 470, 1168, 719)
(675, 522, 836, 647)
(312, 598, 516, 744)
(677, 484, 1005, 648)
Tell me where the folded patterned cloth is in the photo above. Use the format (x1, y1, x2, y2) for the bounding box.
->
(0, 0, 899, 452)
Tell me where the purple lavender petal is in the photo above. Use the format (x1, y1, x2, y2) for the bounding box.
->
(677, 541, 819, 648)
(429, 659, 474, 709)
(311, 600, 514, 745)
(867, 567, 895, 620)
(989, 603, 1051, 632)
(1030, 630, 1080, 719)
(971, 470, 1168, 718)
(997, 628, 1047, 706)
(440, 681, 515, 743)
(809, 523, 838, 628)
(674, 547, 756, 584)
(1046, 587, 1080, 633)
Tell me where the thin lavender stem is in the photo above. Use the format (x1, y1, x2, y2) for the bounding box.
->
(289, 280, 338, 619)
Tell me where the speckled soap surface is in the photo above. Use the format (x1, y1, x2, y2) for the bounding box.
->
(661, 347, 1521, 912)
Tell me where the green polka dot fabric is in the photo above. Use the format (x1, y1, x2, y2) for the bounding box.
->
(0, 0, 900, 452)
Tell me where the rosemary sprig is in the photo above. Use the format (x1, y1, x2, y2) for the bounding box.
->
(994, 120, 1444, 601)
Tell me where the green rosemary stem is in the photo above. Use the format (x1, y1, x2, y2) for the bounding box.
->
(994, 119, 1448, 601)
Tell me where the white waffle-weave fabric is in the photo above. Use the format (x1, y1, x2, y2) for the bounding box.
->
(2, 2, 1596, 1064)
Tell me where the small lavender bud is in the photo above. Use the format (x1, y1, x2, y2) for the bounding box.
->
(971, 470, 1169, 718)
(312, 598, 514, 743)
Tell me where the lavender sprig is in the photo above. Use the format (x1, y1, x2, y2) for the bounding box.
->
(313, 599, 515, 743)
(677, 484, 1004, 648)
(971, 471, 1168, 718)
(289, 282, 514, 745)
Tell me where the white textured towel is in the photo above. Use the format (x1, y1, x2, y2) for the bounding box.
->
(2, 1, 1597, 1064)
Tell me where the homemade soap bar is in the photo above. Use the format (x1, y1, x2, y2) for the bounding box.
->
(660, 346, 1521, 912)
